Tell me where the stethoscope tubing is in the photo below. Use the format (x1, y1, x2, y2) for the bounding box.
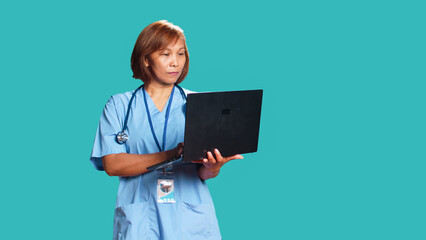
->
(116, 84, 187, 145)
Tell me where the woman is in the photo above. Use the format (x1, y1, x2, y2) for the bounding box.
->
(90, 20, 243, 240)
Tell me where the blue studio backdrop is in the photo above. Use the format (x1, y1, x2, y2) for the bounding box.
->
(0, 0, 425, 239)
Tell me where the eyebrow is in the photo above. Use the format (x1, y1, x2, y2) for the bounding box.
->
(159, 47, 186, 51)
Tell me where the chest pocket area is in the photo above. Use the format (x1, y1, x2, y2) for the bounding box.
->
(181, 202, 220, 240)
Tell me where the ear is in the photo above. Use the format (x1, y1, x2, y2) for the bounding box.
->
(144, 56, 149, 67)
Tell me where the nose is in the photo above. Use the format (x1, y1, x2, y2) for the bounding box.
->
(171, 55, 178, 68)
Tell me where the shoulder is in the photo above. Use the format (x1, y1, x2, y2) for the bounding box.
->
(177, 86, 197, 96)
(104, 89, 137, 112)
(110, 90, 133, 104)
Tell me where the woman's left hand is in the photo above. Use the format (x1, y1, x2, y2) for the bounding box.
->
(192, 149, 243, 180)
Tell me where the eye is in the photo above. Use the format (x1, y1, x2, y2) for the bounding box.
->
(178, 52, 185, 56)
(162, 53, 170, 56)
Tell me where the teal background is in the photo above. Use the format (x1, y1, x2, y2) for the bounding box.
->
(1, 0, 425, 239)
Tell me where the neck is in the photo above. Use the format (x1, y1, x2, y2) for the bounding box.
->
(145, 81, 175, 99)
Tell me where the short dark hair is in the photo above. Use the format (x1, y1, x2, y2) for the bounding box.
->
(131, 20, 189, 85)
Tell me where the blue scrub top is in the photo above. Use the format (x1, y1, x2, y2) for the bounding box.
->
(90, 86, 221, 240)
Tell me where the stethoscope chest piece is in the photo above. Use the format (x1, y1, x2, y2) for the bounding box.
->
(116, 131, 128, 144)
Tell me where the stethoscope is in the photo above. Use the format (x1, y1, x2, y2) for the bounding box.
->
(116, 84, 187, 148)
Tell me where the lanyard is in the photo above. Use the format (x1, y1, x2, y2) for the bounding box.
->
(142, 85, 176, 152)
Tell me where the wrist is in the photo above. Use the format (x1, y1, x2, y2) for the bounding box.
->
(204, 165, 220, 175)
(199, 166, 220, 180)
(164, 149, 175, 161)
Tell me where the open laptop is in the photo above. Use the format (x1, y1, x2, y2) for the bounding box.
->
(147, 89, 263, 171)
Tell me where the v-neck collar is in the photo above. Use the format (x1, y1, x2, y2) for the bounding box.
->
(141, 85, 176, 152)
(142, 87, 174, 113)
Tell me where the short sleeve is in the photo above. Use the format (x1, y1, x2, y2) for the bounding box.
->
(90, 96, 127, 171)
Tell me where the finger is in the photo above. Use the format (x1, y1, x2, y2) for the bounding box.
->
(224, 154, 244, 161)
(213, 149, 223, 163)
(207, 151, 217, 164)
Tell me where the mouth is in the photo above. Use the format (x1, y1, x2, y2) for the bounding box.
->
(168, 72, 179, 76)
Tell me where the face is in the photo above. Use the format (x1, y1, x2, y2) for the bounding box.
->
(146, 38, 186, 85)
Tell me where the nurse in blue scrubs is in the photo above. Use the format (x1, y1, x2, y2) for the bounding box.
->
(90, 20, 243, 240)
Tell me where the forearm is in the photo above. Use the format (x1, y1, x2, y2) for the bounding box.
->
(102, 150, 175, 177)
(198, 165, 220, 180)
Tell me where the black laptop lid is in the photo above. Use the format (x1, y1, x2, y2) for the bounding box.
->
(183, 89, 263, 162)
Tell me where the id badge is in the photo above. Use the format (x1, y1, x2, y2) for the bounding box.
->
(157, 171, 175, 203)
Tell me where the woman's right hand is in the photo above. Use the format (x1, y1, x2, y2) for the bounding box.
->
(170, 142, 184, 159)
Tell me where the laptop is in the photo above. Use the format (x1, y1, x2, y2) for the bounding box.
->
(147, 89, 263, 171)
